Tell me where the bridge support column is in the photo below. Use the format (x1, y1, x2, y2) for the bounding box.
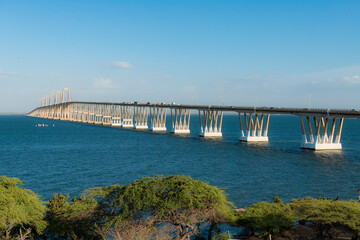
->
(149, 107, 167, 131)
(88, 104, 95, 124)
(121, 105, 134, 128)
(72, 103, 78, 122)
(111, 105, 122, 127)
(61, 104, 70, 121)
(133, 106, 149, 129)
(171, 108, 191, 134)
(199, 110, 223, 137)
(69, 104, 74, 121)
(239, 113, 270, 142)
(94, 104, 103, 125)
(102, 104, 112, 126)
(300, 116, 343, 150)
(81, 104, 89, 123)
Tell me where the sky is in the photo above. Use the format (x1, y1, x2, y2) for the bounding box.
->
(0, 0, 359, 113)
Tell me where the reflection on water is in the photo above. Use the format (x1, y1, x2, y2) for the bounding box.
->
(0, 115, 360, 208)
(313, 151, 345, 163)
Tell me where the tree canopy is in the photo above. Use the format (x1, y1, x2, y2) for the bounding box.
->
(88, 175, 236, 239)
(44, 193, 99, 240)
(290, 197, 360, 239)
(0, 176, 47, 239)
(237, 196, 294, 237)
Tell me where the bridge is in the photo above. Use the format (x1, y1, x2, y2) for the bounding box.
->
(28, 88, 360, 150)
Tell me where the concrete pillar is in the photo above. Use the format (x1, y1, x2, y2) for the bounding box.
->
(133, 106, 149, 129)
(121, 105, 134, 128)
(111, 105, 122, 127)
(171, 108, 191, 134)
(149, 107, 167, 131)
(199, 109, 223, 137)
(239, 112, 269, 142)
(300, 116, 343, 150)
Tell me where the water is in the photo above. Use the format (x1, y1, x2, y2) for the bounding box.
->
(1, 114, 360, 207)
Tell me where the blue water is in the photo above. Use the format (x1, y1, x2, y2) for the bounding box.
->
(1, 115, 360, 207)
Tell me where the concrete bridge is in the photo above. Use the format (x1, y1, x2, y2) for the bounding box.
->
(28, 88, 360, 150)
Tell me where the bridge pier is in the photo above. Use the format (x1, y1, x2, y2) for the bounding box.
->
(102, 105, 112, 126)
(133, 106, 149, 129)
(111, 105, 122, 127)
(86, 104, 94, 124)
(71, 104, 78, 122)
(94, 104, 103, 125)
(300, 116, 343, 150)
(149, 107, 167, 131)
(69, 104, 74, 121)
(199, 109, 223, 137)
(239, 113, 270, 142)
(81, 104, 89, 123)
(171, 108, 191, 134)
(121, 105, 134, 128)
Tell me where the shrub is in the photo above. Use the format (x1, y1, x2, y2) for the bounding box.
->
(290, 197, 360, 239)
(237, 197, 294, 237)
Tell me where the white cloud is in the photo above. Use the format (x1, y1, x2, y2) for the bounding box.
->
(343, 75, 360, 84)
(93, 78, 119, 88)
(109, 61, 132, 69)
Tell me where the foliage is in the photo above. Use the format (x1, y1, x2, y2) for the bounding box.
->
(0, 176, 47, 239)
(290, 197, 360, 239)
(212, 232, 232, 240)
(88, 175, 235, 239)
(44, 192, 99, 240)
(237, 197, 294, 237)
(94, 218, 174, 240)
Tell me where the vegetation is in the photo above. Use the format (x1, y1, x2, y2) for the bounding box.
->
(290, 197, 360, 239)
(44, 193, 99, 239)
(87, 175, 236, 240)
(237, 196, 294, 238)
(0, 176, 46, 240)
(2, 175, 360, 239)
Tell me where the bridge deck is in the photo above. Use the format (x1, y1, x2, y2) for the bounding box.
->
(29, 101, 360, 118)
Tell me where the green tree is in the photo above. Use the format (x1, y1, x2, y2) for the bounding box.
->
(0, 176, 47, 240)
(88, 175, 235, 240)
(237, 196, 294, 238)
(44, 193, 99, 240)
(290, 197, 360, 239)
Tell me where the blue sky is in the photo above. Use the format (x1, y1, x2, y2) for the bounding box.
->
(0, 0, 359, 112)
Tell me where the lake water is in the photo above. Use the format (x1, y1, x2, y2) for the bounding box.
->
(1, 114, 360, 207)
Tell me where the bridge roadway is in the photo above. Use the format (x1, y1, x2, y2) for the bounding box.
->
(30, 101, 360, 118)
(28, 91, 360, 151)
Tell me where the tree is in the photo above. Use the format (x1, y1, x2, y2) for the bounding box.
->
(0, 176, 47, 240)
(237, 196, 294, 238)
(44, 193, 99, 240)
(88, 175, 235, 240)
(290, 197, 360, 239)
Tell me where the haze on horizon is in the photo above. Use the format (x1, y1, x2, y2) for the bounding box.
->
(0, 0, 359, 113)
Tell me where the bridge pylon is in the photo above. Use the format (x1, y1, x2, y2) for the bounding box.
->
(171, 108, 191, 134)
(111, 105, 122, 127)
(102, 104, 112, 126)
(239, 112, 270, 142)
(134, 106, 149, 129)
(299, 116, 343, 150)
(199, 109, 223, 137)
(149, 106, 167, 131)
(121, 105, 134, 128)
